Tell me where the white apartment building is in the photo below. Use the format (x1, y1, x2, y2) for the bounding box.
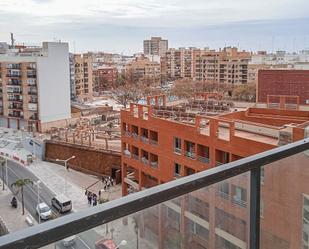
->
(0, 42, 71, 132)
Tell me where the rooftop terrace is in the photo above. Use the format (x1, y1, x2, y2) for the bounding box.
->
(125, 94, 309, 146)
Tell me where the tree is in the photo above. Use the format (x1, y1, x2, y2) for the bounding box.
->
(232, 83, 256, 102)
(170, 79, 195, 98)
(11, 178, 33, 215)
(0, 157, 5, 191)
(112, 82, 144, 108)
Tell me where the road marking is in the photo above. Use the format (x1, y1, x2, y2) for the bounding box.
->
(6, 165, 59, 217)
(7, 166, 40, 197)
(77, 236, 91, 249)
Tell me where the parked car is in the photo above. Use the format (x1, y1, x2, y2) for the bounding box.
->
(51, 195, 72, 213)
(62, 235, 76, 247)
(95, 239, 117, 249)
(36, 202, 52, 220)
(95, 239, 127, 249)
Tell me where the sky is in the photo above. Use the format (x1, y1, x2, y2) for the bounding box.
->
(0, 0, 309, 54)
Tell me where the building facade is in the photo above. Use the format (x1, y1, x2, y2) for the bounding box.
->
(120, 94, 309, 249)
(0, 42, 71, 132)
(69, 53, 76, 101)
(74, 53, 93, 102)
(144, 37, 168, 57)
(125, 55, 161, 85)
(257, 69, 309, 105)
(161, 47, 251, 84)
(93, 66, 118, 93)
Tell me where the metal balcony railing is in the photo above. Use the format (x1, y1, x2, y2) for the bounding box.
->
(149, 139, 158, 145)
(185, 151, 196, 159)
(140, 136, 149, 144)
(123, 130, 131, 137)
(1, 139, 309, 249)
(131, 132, 139, 140)
(131, 154, 139, 160)
(197, 155, 210, 164)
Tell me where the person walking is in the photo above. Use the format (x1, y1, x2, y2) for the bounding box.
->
(93, 195, 97, 206)
(87, 192, 92, 205)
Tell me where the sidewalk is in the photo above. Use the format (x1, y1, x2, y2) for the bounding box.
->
(0, 127, 122, 212)
(0, 185, 37, 233)
(27, 160, 122, 211)
(0, 128, 30, 164)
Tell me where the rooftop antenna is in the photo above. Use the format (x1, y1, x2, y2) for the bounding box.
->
(10, 32, 15, 48)
(271, 36, 275, 54)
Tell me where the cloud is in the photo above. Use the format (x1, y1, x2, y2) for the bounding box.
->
(0, 0, 308, 53)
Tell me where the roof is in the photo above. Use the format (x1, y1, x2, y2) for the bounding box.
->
(38, 202, 48, 209)
(54, 195, 71, 203)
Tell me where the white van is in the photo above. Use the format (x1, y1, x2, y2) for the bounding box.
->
(51, 195, 72, 213)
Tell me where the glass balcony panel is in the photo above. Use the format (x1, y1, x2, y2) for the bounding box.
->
(260, 151, 309, 249)
(40, 172, 249, 249)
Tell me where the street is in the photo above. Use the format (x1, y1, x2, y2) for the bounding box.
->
(0, 160, 106, 249)
(0, 160, 55, 223)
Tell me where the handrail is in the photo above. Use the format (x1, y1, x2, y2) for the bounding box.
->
(1, 138, 309, 249)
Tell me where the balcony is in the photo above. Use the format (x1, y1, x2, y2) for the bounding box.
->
(28, 99, 38, 104)
(149, 130, 158, 145)
(185, 151, 196, 159)
(1, 139, 309, 249)
(6, 74, 21, 78)
(8, 98, 23, 103)
(7, 79, 22, 86)
(131, 132, 139, 140)
(29, 115, 38, 120)
(131, 153, 139, 160)
(8, 113, 23, 118)
(6, 64, 21, 69)
(140, 136, 149, 144)
(8, 104, 23, 110)
(28, 90, 38, 95)
(123, 130, 131, 137)
(197, 156, 210, 164)
(123, 149, 131, 158)
(141, 157, 149, 165)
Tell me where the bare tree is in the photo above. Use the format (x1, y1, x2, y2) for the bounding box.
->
(232, 83, 256, 102)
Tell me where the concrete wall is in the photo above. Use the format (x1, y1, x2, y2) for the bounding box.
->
(21, 136, 46, 160)
(45, 141, 121, 177)
(37, 42, 71, 123)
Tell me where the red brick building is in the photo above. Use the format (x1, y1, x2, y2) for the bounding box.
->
(257, 69, 309, 105)
(120, 94, 309, 249)
(93, 66, 118, 93)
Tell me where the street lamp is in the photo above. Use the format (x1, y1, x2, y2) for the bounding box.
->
(55, 156, 76, 195)
(115, 240, 127, 249)
(35, 180, 41, 224)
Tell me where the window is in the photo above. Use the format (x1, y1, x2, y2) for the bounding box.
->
(217, 181, 229, 199)
(232, 185, 247, 207)
(185, 140, 196, 159)
(174, 137, 181, 154)
(188, 220, 209, 239)
(174, 163, 181, 177)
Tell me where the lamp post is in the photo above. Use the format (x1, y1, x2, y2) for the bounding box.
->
(35, 180, 41, 224)
(56, 156, 76, 195)
(115, 240, 127, 249)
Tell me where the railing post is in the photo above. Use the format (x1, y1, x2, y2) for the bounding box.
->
(250, 168, 261, 249)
